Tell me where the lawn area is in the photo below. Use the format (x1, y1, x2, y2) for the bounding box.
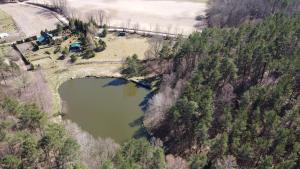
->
(0, 9, 17, 33)
(92, 34, 150, 61)
(29, 33, 150, 66)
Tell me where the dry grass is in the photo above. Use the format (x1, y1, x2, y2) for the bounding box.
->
(92, 34, 150, 61)
(0, 9, 16, 33)
(0, 45, 9, 57)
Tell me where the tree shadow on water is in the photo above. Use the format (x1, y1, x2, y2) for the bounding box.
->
(129, 117, 150, 140)
(103, 78, 128, 87)
(129, 116, 143, 127)
(132, 127, 150, 140)
(139, 92, 155, 111)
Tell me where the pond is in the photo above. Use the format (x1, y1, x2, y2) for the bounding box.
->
(58, 78, 150, 143)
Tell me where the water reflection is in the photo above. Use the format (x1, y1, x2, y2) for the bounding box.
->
(59, 78, 149, 143)
(123, 82, 137, 97)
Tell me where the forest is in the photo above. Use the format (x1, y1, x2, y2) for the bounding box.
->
(141, 1, 300, 168)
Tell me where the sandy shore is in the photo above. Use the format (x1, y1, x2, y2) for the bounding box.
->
(29, 0, 207, 34)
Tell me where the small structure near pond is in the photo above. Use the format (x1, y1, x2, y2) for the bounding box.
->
(69, 42, 82, 52)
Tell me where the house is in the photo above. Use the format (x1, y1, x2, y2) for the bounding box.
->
(36, 32, 53, 45)
(0, 33, 9, 39)
(69, 42, 82, 52)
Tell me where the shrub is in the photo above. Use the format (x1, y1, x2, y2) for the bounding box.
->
(122, 54, 142, 77)
(45, 51, 51, 55)
(2, 155, 21, 169)
(94, 39, 106, 52)
(1, 98, 20, 116)
(83, 49, 95, 59)
(0, 129, 6, 141)
(100, 24, 108, 38)
(62, 47, 69, 55)
(54, 46, 61, 54)
(18, 104, 45, 130)
(70, 54, 78, 63)
(16, 40, 24, 44)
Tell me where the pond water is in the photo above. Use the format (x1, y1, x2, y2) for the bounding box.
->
(58, 78, 150, 143)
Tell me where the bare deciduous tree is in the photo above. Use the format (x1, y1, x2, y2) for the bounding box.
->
(167, 24, 173, 35)
(126, 19, 132, 29)
(206, 0, 300, 27)
(51, 0, 69, 15)
(96, 10, 106, 27)
(214, 155, 238, 169)
(133, 22, 140, 33)
(64, 120, 119, 169)
(104, 14, 111, 27)
(155, 24, 161, 33)
(145, 38, 163, 59)
(144, 73, 185, 129)
(66, 7, 79, 19)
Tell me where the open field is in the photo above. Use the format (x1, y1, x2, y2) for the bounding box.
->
(0, 3, 61, 37)
(29, 0, 208, 34)
(0, 8, 24, 42)
(0, 9, 17, 33)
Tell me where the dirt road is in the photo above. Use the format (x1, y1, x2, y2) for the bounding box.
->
(0, 3, 61, 37)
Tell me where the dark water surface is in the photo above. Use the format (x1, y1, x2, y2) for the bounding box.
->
(58, 78, 149, 143)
